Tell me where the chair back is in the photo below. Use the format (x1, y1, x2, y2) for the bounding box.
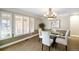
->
(38, 28, 42, 38)
(56, 30, 70, 46)
(42, 31, 50, 46)
(65, 30, 70, 40)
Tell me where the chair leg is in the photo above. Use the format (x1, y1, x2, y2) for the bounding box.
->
(49, 47, 50, 51)
(39, 38, 40, 41)
(65, 46, 67, 51)
(39, 38, 42, 42)
(54, 43, 57, 48)
(42, 44, 43, 51)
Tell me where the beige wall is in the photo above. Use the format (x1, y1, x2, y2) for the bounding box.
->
(59, 15, 70, 30)
(70, 15, 79, 36)
(42, 18, 51, 29)
(34, 17, 43, 30)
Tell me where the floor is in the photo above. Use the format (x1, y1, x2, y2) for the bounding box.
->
(1, 36, 66, 51)
(68, 36, 79, 51)
(1, 35, 79, 51)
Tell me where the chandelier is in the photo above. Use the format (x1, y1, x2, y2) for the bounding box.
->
(44, 8, 57, 20)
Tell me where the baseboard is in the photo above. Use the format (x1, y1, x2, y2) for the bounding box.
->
(0, 34, 38, 49)
(70, 35, 79, 37)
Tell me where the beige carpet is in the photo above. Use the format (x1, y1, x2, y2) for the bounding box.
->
(1, 36, 67, 51)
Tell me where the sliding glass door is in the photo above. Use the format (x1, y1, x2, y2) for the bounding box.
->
(0, 12, 12, 40)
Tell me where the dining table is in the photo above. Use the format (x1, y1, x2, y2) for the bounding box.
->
(49, 31, 62, 47)
(46, 29, 64, 47)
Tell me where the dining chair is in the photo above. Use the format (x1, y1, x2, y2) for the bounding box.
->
(55, 30, 70, 51)
(38, 28, 42, 42)
(42, 31, 53, 51)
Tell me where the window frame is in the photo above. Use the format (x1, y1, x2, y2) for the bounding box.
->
(23, 16, 30, 34)
(14, 14, 24, 37)
(0, 10, 35, 40)
(0, 11, 12, 40)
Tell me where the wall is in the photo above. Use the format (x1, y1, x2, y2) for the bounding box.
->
(42, 18, 51, 29)
(70, 15, 79, 36)
(59, 15, 70, 30)
(34, 17, 43, 30)
(70, 15, 79, 50)
(42, 15, 70, 30)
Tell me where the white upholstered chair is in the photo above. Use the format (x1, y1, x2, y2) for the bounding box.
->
(38, 28, 42, 41)
(42, 31, 53, 51)
(56, 30, 70, 50)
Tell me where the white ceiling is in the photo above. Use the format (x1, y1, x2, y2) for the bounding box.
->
(2, 8, 79, 17)
(19, 8, 79, 16)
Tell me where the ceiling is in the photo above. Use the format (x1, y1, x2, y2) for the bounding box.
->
(19, 8, 79, 16)
(2, 8, 79, 17)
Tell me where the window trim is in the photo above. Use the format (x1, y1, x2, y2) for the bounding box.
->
(0, 11, 12, 40)
(0, 10, 35, 40)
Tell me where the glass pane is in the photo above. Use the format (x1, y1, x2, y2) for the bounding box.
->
(0, 12, 12, 39)
(14, 15, 23, 36)
(0, 20, 1, 39)
(23, 17, 29, 34)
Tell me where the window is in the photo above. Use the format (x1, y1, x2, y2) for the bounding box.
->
(29, 17, 34, 33)
(0, 12, 12, 40)
(23, 16, 29, 34)
(0, 11, 35, 40)
(14, 15, 23, 36)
